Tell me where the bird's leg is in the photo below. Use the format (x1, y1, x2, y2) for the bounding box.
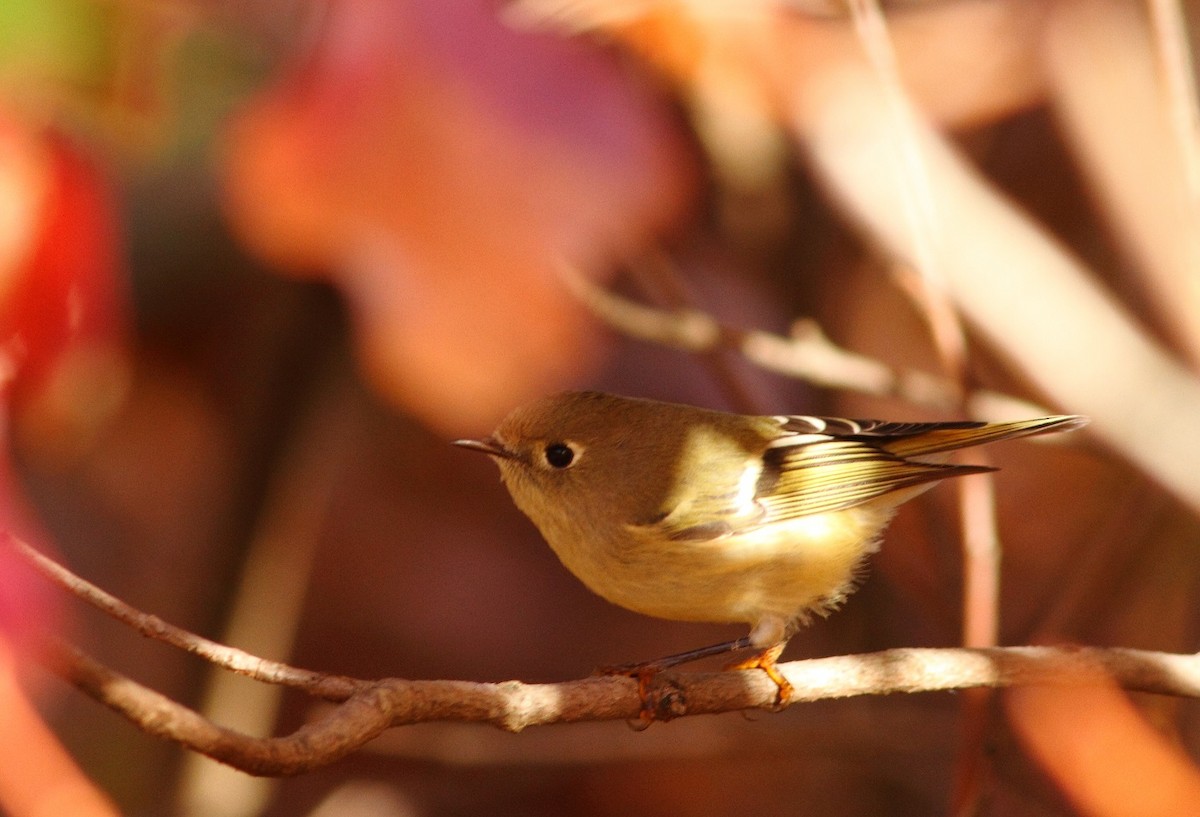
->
(601, 636, 755, 676)
(597, 637, 756, 722)
(725, 641, 793, 709)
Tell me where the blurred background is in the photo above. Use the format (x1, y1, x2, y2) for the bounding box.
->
(1, 0, 1199, 815)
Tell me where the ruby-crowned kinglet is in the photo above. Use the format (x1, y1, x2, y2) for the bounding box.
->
(455, 391, 1087, 704)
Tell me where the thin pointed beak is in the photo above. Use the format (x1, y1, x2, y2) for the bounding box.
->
(453, 436, 515, 459)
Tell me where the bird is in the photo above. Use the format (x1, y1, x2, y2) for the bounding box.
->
(455, 390, 1087, 714)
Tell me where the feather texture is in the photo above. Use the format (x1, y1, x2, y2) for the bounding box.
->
(456, 392, 1088, 646)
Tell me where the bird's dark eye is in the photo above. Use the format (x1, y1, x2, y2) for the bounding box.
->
(543, 442, 576, 469)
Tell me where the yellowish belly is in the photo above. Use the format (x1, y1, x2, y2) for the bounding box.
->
(553, 505, 895, 628)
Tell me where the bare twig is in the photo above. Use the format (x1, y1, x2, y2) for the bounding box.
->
(559, 258, 904, 396)
(798, 51, 1200, 514)
(836, 8, 1004, 810)
(177, 364, 359, 817)
(44, 635, 1200, 777)
(10, 535, 1200, 777)
(558, 260, 1068, 424)
(10, 534, 366, 701)
(842, 8, 1003, 807)
(949, 471, 1001, 817)
(48, 641, 392, 777)
(846, 0, 968, 387)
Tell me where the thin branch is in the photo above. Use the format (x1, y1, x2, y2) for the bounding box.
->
(840, 8, 1002, 809)
(950, 471, 1001, 817)
(797, 50, 1200, 514)
(846, 0, 969, 386)
(559, 258, 897, 395)
(176, 363, 358, 815)
(43, 637, 1200, 777)
(47, 641, 393, 777)
(11, 535, 1200, 778)
(558, 260, 1066, 422)
(9, 534, 366, 701)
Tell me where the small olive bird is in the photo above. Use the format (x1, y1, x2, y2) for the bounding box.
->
(456, 391, 1087, 712)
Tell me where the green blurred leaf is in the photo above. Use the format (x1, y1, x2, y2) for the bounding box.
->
(0, 0, 116, 92)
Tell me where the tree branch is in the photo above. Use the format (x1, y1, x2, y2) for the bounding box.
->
(556, 260, 1067, 424)
(44, 634, 1200, 777)
(10, 534, 365, 701)
(9, 534, 1199, 776)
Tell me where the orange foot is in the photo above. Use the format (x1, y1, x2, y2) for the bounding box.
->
(596, 662, 686, 725)
(726, 643, 793, 709)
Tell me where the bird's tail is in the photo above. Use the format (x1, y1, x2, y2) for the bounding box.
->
(881, 415, 1088, 459)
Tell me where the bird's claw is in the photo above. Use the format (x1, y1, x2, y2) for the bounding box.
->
(726, 644, 793, 710)
(595, 662, 687, 724)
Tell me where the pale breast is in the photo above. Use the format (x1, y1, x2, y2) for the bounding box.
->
(573, 503, 898, 627)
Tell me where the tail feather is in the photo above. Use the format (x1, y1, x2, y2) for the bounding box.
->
(882, 415, 1088, 459)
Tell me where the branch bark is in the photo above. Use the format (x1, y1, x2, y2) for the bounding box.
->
(14, 536, 1200, 778)
(45, 636, 1200, 777)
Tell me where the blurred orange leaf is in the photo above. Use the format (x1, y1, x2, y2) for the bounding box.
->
(1007, 675, 1200, 817)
